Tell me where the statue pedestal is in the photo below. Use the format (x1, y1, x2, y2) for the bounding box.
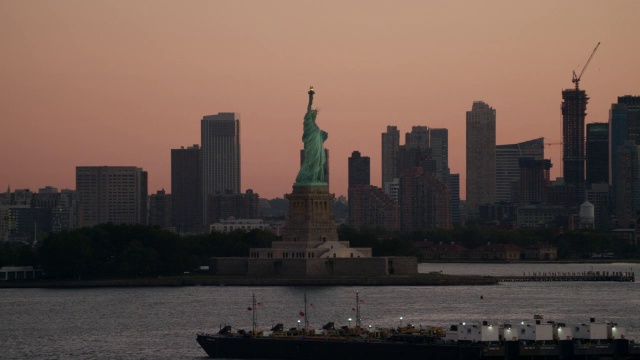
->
(282, 185, 339, 244)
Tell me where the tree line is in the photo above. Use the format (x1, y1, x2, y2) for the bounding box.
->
(0, 223, 637, 279)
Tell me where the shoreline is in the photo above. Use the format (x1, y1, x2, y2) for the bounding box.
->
(0, 274, 498, 288)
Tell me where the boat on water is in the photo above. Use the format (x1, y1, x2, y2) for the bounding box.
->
(196, 294, 640, 359)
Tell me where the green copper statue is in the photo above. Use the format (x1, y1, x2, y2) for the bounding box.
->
(295, 86, 328, 186)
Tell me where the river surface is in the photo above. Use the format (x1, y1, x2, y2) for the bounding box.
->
(1, 262, 638, 359)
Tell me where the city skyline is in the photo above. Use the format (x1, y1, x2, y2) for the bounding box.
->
(2, 1, 640, 199)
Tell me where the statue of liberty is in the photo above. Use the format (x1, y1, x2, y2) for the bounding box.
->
(295, 86, 328, 186)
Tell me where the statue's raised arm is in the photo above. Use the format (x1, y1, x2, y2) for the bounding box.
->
(307, 86, 315, 114)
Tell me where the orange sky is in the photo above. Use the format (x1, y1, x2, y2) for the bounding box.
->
(1, 1, 639, 199)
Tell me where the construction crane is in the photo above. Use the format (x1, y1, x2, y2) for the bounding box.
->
(572, 42, 600, 90)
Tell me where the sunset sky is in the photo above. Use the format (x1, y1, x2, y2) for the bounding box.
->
(1, 1, 639, 199)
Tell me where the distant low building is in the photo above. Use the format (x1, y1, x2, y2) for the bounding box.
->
(524, 243, 558, 260)
(471, 243, 523, 261)
(419, 242, 471, 260)
(0, 266, 43, 281)
(210, 218, 269, 233)
(516, 205, 571, 229)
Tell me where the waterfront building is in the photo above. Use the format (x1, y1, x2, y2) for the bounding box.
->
(466, 101, 496, 216)
(76, 166, 148, 227)
(524, 243, 558, 260)
(495, 138, 544, 203)
(419, 242, 471, 261)
(0, 266, 43, 281)
(586, 123, 609, 185)
(201, 113, 240, 225)
(470, 243, 523, 261)
(171, 144, 203, 233)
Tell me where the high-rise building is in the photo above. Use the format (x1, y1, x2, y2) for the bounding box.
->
(429, 128, 450, 185)
(384, 178, 400, 202)
(149, 189, 172, 228)
(517, 158, 551, 205)
(201, 113, 240, 225)
(348, 151, 370, 188)
(449, 173, 461, 227)
(495, 138, 544, 203)
(466, 101, 496, 216)
(586, 123, 609, 185)
(207, 189, 261, 225)
(561, 88, 588, 199)
(585, 183, 611, 230)
(171, 145, 203, 233)
(609, 96, 640, 207)
(76, 166, 148, 227)
(348, 185, 399, 231)
(614, 141, 640, 228)
(399, 167, 451, 231)
(405, 126, 429, 149)
(381, 126, 400, 187)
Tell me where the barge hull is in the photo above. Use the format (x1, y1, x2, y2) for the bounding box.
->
(197, 335, 640, 359)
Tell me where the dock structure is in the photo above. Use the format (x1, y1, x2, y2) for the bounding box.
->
(498, 271, 635, 282)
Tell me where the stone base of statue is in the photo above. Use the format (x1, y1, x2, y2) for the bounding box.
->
(282, 185, 339, 243)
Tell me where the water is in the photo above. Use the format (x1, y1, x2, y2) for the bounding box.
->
(1, 263, 638, 359)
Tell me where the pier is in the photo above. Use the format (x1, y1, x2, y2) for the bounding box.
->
(498, 271, 635, 282)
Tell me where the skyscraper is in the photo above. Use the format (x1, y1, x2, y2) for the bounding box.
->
(348, 185, 399, 231)
(381, 125, 400, 187)
(171, 145, 202, 233)
(399, 167, 451, 231)
(429, 128, 450, 185)
(76, 166, 148, 227)
(517, 158, 551, 205)
(405, 125, 429, 149)
(201, 113, 240, 225)
(495, 138, 544, 203)
(348, 151, 370, 188)
(614, 141, 640, 228)
(561, 88, 588, 198)
(586, 123, 609, 185)
(466, 101, 496, 216)
(148, 189, 172, 228)
(449, 173, 461, 227)
(609, 96, 640, 207)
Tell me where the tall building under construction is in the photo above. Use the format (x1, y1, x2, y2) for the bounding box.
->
(561, 88, 587, 204)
